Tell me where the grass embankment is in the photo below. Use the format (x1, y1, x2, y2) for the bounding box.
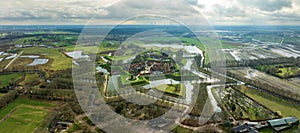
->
(0, 97, 57, 133)
(155, 84, 186, 97)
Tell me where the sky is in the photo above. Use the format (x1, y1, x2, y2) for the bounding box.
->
(0, 0, 300, 25)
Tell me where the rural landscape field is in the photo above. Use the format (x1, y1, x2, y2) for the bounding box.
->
(1, 0, 300, 133)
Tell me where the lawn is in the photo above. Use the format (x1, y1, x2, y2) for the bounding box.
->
(237, 85, 300, 120)
(0, 97, 56, 133)
(0, 73, 23, 87)
(22, 47, 72, 70)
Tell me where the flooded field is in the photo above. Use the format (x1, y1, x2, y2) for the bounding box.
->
(223, 48, 280, 61)
(27, 59, 49, 66)
(222, 45, 300, 61)
(269, 46, 300, 57)
(20, 55, 40, 59)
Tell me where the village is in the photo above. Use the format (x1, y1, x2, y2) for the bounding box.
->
(128, 51, 178, 78)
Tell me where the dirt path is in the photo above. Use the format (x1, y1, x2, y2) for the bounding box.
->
(4, 51, 23, 70)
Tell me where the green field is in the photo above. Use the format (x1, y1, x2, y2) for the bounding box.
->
(22, 47, 72, 70)
(254, 64, 300, 78)
(237, 85, 300, 121)
(0, 97, 57, 133)
(0, 73, 23, 87)
(276, 67, 300, 78)
(8, 58, 33, 70)
(13, 34, 77, 47)
(64, 45, 116, 54)
(13, 37, 48, 45)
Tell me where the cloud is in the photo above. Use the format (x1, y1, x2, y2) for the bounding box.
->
(214, 5, 245, 17)
(0, 0, 117, 24)
(186, 0, 198, 5)
(0, 0, 299, 25)
(238, 0, 293, 12)
(198, 0, 300, 25)
(92, 0, 204, 24)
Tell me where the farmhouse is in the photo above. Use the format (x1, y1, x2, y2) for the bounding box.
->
(267, 117, 299, 132)
(232, 117, 299, 133)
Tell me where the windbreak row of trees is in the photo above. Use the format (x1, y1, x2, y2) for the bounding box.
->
(0, 91, 18, 109)
(27, 89, 75, 101)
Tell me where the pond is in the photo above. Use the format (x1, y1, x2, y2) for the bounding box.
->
(65, 51, 89, 59)
(21, 55, 40, 59)
(27, 59, 49, 66)
(5, 54, 17, 60)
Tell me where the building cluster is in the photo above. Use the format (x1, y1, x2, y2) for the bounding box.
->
(233, 117, 299, 133)
(129, 52, 176, 76)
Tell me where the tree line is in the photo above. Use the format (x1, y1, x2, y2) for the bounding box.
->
(208, 57, 300, 68)
(0, 90, 18, 109)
